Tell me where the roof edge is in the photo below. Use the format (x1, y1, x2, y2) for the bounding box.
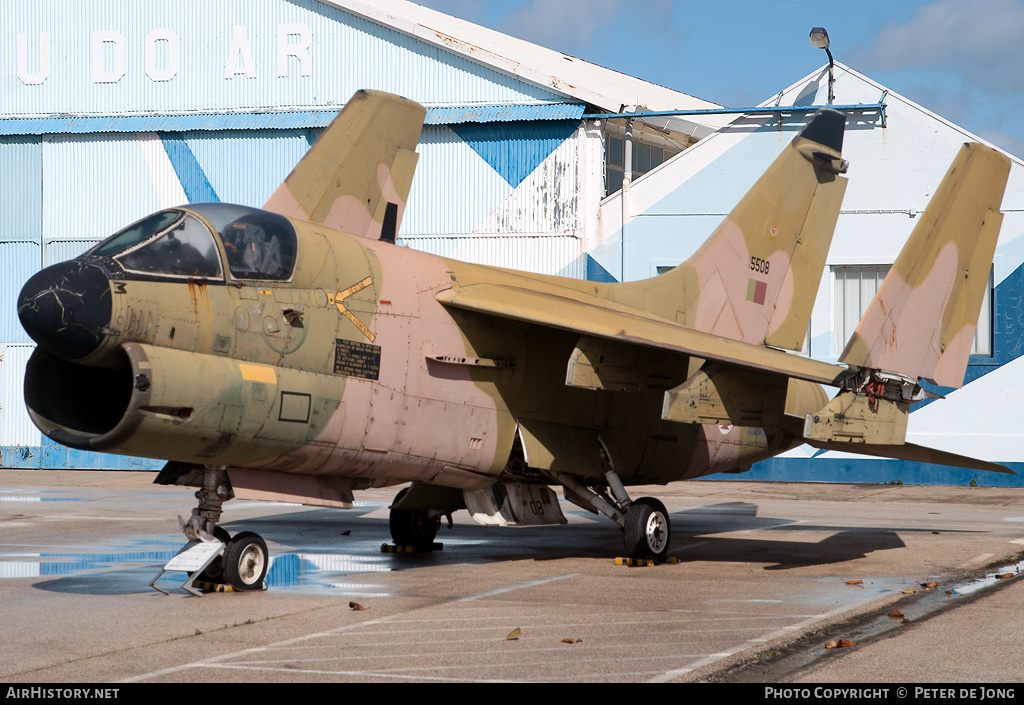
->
(770, 61, 1024, 167)
(324, 0, 723, 118)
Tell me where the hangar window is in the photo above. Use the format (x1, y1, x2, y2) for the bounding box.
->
(833, 266, 991, 356)
(605, 136, 668, 196)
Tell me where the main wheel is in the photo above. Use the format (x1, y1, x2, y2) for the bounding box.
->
(389, 488, 440, 549)
(623, 497, 671, 563)
(223, 532, 268, 590)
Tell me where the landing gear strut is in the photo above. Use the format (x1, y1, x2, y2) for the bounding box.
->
(553, 438, 672, 562)
(154, 466, 269, 594)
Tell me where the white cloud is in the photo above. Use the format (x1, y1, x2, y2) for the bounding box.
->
(500, 0, 626, 52)
(855, 0, 1024, 92)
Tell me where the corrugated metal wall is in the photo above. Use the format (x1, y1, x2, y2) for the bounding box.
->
(6, 0, 565, 118)
(182, 129, 315, 205)
(404, 123, 584, 239)
(400, 234, 584, 278)
(1, 0, 596, 468)
(43, 133, 163, 238)
(0, 137, 42, 239)
(1, 243, 39, 343)
(0, 345, 40, 450)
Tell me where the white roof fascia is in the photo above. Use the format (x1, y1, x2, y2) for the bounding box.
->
(325, 0, 725, 132)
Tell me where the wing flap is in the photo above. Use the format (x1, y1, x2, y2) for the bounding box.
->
(437, 282, 848, 386)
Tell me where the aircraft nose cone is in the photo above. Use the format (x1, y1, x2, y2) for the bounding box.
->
(17, 261, 112, 361)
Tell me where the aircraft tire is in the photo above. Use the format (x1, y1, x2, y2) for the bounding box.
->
(223, 532, 268, 590)
(389, 488, 440, 549)
(197, 526, 232, 583)
(623, 497, 671, 563)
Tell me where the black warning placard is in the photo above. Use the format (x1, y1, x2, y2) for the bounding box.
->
(333, 338, 381, 380)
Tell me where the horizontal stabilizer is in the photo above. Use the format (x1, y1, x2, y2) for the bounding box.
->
(840, 143, 1010, 388)
(804, 440, 1014, 475)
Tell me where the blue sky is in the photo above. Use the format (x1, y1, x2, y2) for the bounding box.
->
(417, 0, 1024, 158)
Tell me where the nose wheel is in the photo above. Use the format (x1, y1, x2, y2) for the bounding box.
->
(222, 532, 269, 590)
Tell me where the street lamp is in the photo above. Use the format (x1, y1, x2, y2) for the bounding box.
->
(809, 27, 835, 105)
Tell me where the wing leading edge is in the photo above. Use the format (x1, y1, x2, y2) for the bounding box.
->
(436, 281, 848, 387)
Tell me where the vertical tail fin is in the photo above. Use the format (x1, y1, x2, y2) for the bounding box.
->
(839, 143, 1010, 388)
(798, 143, 1013, 475)
(264, 90, 426, 242)
(618, 109, 848, 351)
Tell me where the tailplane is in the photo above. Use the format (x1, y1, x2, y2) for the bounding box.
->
(799, 143, 1012, 473)
(264, 90, 426, 243)
(617, 108, 849, 351)
(839, 143, 1010, 388)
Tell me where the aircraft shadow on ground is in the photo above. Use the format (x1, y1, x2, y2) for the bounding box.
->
(27, 500, 983, 594)
(223, 502, 980, 572)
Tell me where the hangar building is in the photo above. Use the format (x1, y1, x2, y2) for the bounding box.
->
(2, 0, 1021, 483)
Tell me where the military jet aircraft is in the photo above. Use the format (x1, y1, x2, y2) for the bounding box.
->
(17, 90, 1011, 590)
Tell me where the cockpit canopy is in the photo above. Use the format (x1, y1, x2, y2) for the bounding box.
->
(87, 203, 298, 282)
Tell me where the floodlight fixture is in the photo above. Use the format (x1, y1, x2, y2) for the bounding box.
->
(809, 27, 835, 105)
(809, 27, 830, 50)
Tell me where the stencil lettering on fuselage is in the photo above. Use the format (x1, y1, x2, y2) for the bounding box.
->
(333, 338, 381, 380)
(334, 276, 375, 342)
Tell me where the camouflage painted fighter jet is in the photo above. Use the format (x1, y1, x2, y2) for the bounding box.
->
(17, 91, 1012, 590)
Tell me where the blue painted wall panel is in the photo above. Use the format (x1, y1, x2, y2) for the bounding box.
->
(43, 133, 162, 239)
(184, 129, 313, 206)
(450, 120, 581, 188)
(160, 134, 219, 203)
(716, 458, 1024, 488)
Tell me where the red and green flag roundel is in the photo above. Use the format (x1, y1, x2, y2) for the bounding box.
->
(746, 278, 767, 305)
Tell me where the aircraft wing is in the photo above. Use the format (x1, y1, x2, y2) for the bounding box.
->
(436, 282, 850, 386)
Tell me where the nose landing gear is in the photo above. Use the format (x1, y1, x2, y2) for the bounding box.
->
(151, 466, 268, 595)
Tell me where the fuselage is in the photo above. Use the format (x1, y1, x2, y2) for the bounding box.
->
(18, 203, 827, 491)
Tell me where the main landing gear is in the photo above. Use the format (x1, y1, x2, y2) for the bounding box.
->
(553, 439, 672, 562)
(381, 458, 671, 562)
(388, 486, 446, 550)
(154, 466, 269, 594)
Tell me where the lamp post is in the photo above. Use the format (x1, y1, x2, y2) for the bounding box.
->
(809, 27, 835, 105)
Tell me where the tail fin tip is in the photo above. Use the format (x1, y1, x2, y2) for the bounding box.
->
(799, 108, 846, 154)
